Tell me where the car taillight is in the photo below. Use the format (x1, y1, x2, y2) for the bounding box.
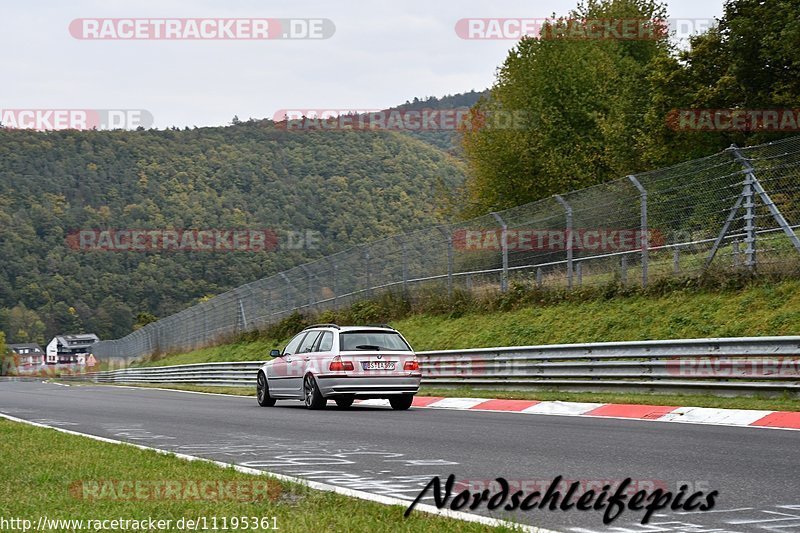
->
(329, 359, 354, 372)
(404, 360, 419, 371)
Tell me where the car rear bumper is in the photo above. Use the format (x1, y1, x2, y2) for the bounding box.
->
(315, 374, 421, 398)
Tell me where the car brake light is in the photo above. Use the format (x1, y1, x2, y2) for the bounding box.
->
(329, 358, 354, 371)
(404, 360, 419, 371)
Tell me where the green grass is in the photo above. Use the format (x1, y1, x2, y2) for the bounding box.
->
(138, 279, 800, 367)
(395, 280, 800, 351)
(107, 383, 800, 412)
(0, 419, 510, 532)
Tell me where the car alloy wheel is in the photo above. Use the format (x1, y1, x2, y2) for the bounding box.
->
(303, 374, 326, 410)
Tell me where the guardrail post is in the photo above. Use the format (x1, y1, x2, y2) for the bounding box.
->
(554, 195, 573, 289)
(628, 175, 648, 287)
(490, 212, 509, 292)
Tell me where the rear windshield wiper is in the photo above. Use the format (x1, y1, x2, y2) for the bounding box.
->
(355, 345, 381, 350)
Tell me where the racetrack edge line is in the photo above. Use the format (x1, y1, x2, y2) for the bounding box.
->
(0, 411, 554, 533)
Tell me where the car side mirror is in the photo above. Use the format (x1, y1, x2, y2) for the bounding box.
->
(269, 349, 282, 357)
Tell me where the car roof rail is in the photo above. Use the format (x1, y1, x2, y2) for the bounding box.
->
(303, 323, 340, 330)
(365, 323, 395, 329)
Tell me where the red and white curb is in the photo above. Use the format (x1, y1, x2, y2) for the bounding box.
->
(357, 396, 800, 431)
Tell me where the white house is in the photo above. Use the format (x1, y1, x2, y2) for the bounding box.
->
(8, 343, 45, 366)
(45, 333, 99, 365)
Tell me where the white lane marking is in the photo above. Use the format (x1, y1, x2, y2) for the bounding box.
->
(523, 401, 605, 416)
(658, 407, 774, 426)
(663, 508, 754, 515)
(0, 412, 553, 533)
(728, 510, 800, 525)
(426, 397, 487, 409)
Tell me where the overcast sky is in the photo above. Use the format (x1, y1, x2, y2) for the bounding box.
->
(2, 0, 724, 129)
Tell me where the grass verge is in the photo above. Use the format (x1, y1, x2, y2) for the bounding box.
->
(0, 418, 509, 532)
(101, 383, 800, 412)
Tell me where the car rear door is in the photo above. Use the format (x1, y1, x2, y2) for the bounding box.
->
(289, 330, 322, 395)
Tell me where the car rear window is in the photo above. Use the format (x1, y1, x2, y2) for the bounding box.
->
(339, 331, 411, 351)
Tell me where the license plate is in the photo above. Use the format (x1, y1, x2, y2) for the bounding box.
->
(361, 361, 396, 370)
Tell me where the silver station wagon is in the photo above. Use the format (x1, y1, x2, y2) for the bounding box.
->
(256, 324, 421, 410)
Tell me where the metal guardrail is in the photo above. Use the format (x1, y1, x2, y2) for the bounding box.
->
(61, 337, 800, 396)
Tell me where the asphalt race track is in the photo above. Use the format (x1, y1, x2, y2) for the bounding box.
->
(1, 381, 798, 532)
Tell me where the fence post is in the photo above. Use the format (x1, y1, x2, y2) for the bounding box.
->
(490, 212, 509, 292)
(437, 227, 454, 298)
(364, 249, 372, 298)
(732, 145, 800, 256)
(576, 262, 582, 287)
(554, 195, 573, 289)
(732, 240, 740, 268)
(300, 265, 313, 309)
(327, 257, 338, 311)
(237, 297, 248, 332)
(673, 247, 680, 274)
(536, 267, 543, 288)
(399, 237, 408, 296)
(742, 162, 757, 270)
(620, 256, 628, 286)
(279, 272, 293, 312)
(628, 175, 648, 287)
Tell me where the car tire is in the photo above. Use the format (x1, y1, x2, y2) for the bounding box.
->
(304, 374, 326, 410)
(256, 371, 276, 407)
(389, 394, 414, 411)
(334, 396, 355, 409)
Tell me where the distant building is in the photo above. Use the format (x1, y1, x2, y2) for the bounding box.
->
(46, 334, 99, 365)
(8, 343, 46, 366)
